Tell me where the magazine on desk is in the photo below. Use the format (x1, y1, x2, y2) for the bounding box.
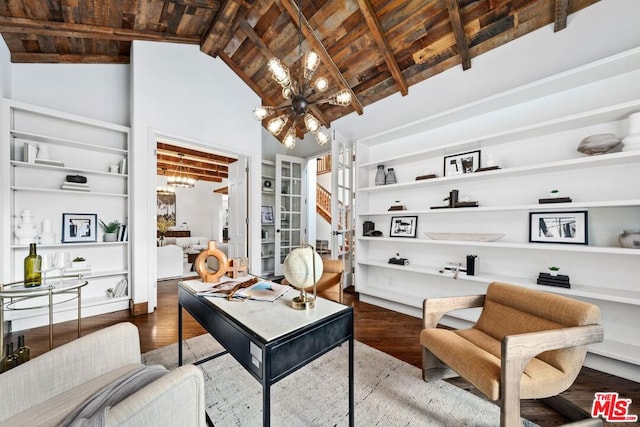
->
(182, 276, 290, 302)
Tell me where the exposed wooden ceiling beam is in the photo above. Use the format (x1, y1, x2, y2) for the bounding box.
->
(554, 0, 569, 32)
(201, 0, 245, 57)
(445, 0, 471, 71)
(163, 0, 221, 10)
(157, 167, 223, 183)
(213, 187, 228, 194)
(0, 16, 201, 44)
(157, 143, 237, 165)
(157, 155, 229, 176)
(357, 0, 408, 96)
(10, 53, 130, 63)
(279, 0, 364, 115)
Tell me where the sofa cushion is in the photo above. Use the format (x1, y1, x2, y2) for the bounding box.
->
(0, 363, 142, 427)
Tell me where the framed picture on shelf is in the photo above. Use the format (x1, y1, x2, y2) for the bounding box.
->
(443, 150, 481, 176)
(529, 211, 588, 245)
(389, 215, 418, 238)
(263, 179, 274, 192)
(62, 213, 98, 243)
(261, 206, 274, 224)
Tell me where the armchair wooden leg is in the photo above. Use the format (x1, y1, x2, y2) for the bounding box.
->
(500, 357, 524, 427)
(422, 347, 458, 381)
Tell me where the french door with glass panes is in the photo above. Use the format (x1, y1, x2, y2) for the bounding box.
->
(274, 154, 306, 276)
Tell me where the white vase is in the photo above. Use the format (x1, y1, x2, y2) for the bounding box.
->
(15, 210, 39, 244)
(104, 232, 118, 242)
(38, 218, 56, 245)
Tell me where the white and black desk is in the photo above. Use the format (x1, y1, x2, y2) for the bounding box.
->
(178, 280, 354, 426)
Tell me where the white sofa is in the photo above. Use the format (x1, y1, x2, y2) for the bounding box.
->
(157, 244, 184, 280)
(0, 323, 205, 427)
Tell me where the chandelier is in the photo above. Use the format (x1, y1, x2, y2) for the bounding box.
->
(167, 153, 195, 188)
(252, 0, 352, 149)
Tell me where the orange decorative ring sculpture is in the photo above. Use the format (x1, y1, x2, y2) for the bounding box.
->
(194, 241, 229, 283)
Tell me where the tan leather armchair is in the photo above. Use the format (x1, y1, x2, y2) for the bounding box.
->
(282, 258, 344, 303)
(420, 282, 604, 426)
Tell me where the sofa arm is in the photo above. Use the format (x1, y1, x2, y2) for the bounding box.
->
(0, 322, 141, 422)
(422, 294, 485, 328)
(106, 365, 206, 427)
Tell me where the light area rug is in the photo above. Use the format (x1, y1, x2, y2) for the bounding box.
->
(143, 334, 537, 426)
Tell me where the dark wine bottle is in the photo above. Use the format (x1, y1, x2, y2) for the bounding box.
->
(15, 335, 30, 365)
(0, 342, 18, 373)
(24, 243, 42, 287)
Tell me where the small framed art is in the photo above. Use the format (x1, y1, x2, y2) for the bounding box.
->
(62, 213, 98, 243)
(261, 206, 274, 224)
(529, 211, 588, 245)
(390, 215, 418, 238)
(443, 150, 481, 177)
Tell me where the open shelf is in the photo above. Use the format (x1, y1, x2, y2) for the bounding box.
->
(11, 129, 127, 155)
(11, 160, 128, 178)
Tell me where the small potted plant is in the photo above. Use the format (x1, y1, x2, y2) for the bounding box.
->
(548, 266, 560, 276)
(550, 189, 560, 198)
(100, 220, 121, 242)
(72, 256, 86, 267)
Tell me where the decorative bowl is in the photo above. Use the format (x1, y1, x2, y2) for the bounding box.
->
(424, 232, 505, 242)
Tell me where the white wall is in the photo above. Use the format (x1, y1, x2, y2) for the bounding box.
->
(0, 41, 10, 98)
(11, 64, 129, 126)
(131, 41, 261, 309)
(155, 176, 224, 240)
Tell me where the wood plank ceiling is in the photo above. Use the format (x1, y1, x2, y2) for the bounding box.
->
(156, 142, 236, 184)
(1, 0, 600, 145)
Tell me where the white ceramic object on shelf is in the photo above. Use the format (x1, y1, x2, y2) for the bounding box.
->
(622, 112, 640, 151)
(15, 210, 39, 244)
(424, 232, 505, 242)
(38, 218, 56, 244)
(618, 230, 640, 249)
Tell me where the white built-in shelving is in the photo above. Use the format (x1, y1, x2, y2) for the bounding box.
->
(354, 49, 640, 381)
(1, 98, 131, 331)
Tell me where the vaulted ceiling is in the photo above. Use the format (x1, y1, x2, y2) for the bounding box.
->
(0, 0, 600, 142)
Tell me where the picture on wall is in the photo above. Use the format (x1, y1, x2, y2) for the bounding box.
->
(62, 213, 97, 243)
(389, 216, 418, 238)
(529, 211, 588, 245)
(443, 150, 481, 176)
(157, 193, 176, 226)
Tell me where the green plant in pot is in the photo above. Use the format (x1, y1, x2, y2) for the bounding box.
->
(100, 220, 121, 242)
(72, 256, 86, 267)
(548, 266, 560, 276)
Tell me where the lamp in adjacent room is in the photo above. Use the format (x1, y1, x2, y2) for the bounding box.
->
(167, 153, 195, 188)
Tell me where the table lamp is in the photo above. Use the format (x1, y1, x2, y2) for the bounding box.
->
(283, 244, 323, 310)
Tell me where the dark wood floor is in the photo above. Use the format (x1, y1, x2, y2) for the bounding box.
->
(7, 278, 640, 426)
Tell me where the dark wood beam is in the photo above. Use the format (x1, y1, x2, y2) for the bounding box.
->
(156, 142, 237, 166)
(157, 155, 229, 176)
(279, 0, 364, 115)
(554, 0, 568, 32)
(445, 0, 471, 70)
(200, 0, 244, 57)
(10, 53, 130, 63)
(0, 16, 201, 44)
(157, 167, 223, 183)
(163, 0, 221, 10)
(214, 187, 229, 194)
(357, 0, 408, 96)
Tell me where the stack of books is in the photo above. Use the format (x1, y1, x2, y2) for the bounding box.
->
(536, 272, 571, 288)
(61, 175, 90, 192)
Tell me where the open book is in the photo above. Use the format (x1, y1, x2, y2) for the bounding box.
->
(182, 276, 290, 302)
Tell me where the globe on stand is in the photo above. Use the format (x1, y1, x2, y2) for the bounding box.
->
(282, 245, 323, 310)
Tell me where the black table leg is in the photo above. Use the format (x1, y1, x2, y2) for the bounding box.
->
(349, 336, 354, 427)
(263, 382, 270, 427)
(178, 303, 183, 366)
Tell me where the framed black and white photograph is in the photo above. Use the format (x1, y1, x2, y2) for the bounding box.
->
(390, 215, 418, 238)
(263, 179, 274, 192)
(529, 211, 588, 245)
(443, 150, 481, 177)
(62, 213, 97, 243)
(261, 206, 274, 224)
